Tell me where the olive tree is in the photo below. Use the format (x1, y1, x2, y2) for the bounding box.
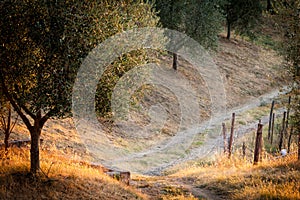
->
(0, 0, 158, 173)
(154, 0, 224, 69)
(0, 88, 18, 153)
(222, 0, 263, 39)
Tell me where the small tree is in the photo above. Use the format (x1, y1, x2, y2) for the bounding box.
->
(0, 93, 18, 153)
(154, 0, 224, 69)
(0, 0, 159, 173)
(154, 0, 185, 70)
(222, 0, 263, 39)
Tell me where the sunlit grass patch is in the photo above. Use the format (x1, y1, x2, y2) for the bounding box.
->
(0, 147, 147, 200)
(173, 153, 299, 200)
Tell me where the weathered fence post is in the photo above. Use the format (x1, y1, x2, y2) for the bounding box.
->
(279, 111, 286, 151)
(228, 113, 235, 158)
(268, 100, 275, 140)
(222, 123, 227, 154)
(260, 134, 264, 162)
(271, 112, 275, 145)
(254, 123, 263, 165)
(242, 142, 246, 158)
(286, 96, 291, 130)
(298, 131, 300, 161)
(288, 126, 293, 153)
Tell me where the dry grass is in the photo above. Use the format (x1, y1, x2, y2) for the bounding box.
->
(0, 147, 147, 200)
(0, 16, 293, 200)
(172, 153, 300, 200)
(131, 175, 200, 200)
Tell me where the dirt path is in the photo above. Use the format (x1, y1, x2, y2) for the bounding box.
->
(132, 86, 288, 199)
(110, 86, 288, 175)
(175, 181, 225, 200)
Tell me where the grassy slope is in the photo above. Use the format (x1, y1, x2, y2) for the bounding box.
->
(131, 154, 299, 200)
(0, 147, 146, 200)
(0, 17, 295, 199)
(5, 27, 287, 154)
(172, 154, 300, 200)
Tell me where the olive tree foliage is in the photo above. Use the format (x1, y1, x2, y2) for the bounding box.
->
(274, 0, 300, 159)
(222, 0, 263, 39)
(0, 0, 159, 173)
(95, 1, 159, 115)
(154, 0, 224, 69)
(182, 0, 224, 49)
(155, 0, 223, 48)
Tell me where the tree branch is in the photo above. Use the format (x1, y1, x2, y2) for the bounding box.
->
(0, 72, 33, 132)
(9, 112, 19, 133)
(12, 85, 36, 120)
(40, 108, 55, 127)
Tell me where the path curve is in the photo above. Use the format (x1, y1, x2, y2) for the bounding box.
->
(144, 86, 288, 175)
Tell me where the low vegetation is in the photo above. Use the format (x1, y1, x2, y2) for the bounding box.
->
(171, 153, 300, 200)
(0, 147, 146, 200)
(128, 152, 299, 200)
(1, 144, 299, 200)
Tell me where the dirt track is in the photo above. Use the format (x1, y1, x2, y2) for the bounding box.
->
(108, 87, 288, 175)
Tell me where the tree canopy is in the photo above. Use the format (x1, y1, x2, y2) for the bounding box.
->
(154, 0, 224, 48)
(154, 0, 224, 70)
(0, 0, 158, 173)
(222, 0, 263, 39)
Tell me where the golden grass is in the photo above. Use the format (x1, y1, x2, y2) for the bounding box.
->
(0, 147, 147, 200)
(172, 153, 300, 200)
(161, 194, 198, 200)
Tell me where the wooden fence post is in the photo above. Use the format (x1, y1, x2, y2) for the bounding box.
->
(222, 123, 227, 154)
(285, 96, 291, 130)
(268, 100, 275, 140)
(242, 142, 246, 158)
(228, 113, 235, 158)
(271, 112, 275, 145)
(254, 123, 263, 165)
(279, 111, 286, 151)
(298, 130, 300, 161)
(288, 126, 293, 153)
(260, 134, 264, 162)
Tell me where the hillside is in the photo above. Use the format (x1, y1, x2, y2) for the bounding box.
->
(133, 153, 300, 200)
(1, 30, 295, 199)
(6, 32, 288, 161)
(0, 147, 146, 200)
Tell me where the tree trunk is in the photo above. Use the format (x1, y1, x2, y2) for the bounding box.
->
(267, 0, 272, 11)
(0, 73, 45, 174)
(172, 53, 177, 70)
(226, 18, 231, 40)
(30, 119, 42, 174)
(4, 131, 9, 152)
